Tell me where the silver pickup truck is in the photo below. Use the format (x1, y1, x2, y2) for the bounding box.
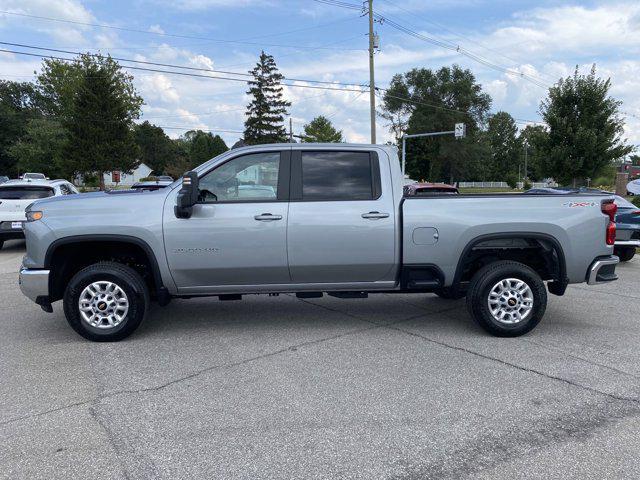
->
(19, 143, 619, 341)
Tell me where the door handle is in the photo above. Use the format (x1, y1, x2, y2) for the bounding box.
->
(361, 211, 390, 219)
(254, 213, 283, 221)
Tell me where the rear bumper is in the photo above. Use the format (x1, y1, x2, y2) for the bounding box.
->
(0, 221, 25, 241)
(614, 240, 640, 247)
(586, 255, 619, 285)
(19, 268, 50, 302)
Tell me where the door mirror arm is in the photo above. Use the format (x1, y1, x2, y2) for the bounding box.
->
(174, 171, 200, 219)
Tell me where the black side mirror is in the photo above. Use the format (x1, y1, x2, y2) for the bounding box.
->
(174, 171, 199, 219)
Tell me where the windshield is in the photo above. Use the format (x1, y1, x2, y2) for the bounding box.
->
(0, 186, 54, 199)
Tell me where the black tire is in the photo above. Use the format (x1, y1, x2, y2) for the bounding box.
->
(466, 260, 547, 337)
(63, 261, 149, 342)
(614, 247, 636, 262)
(434, 287, 465, 300)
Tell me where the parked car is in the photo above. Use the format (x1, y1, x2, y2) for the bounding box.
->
(404, 182, 459, 196)
(130, 179, 173, 191)
(0, 176, 9, 184)
(20, 173, 47, 180)
(156, 175, 174, 182)
(19, 144, 618, 341)
(612, 195, 640, 261)
(0, 179, 78, 249)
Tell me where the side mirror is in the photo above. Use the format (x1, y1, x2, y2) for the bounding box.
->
(174, 171, 199, 219)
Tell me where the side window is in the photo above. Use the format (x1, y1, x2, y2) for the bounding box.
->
(301, 151, 375, 201)
(198, 152, 280, 203)
(60, 184, 70, 195)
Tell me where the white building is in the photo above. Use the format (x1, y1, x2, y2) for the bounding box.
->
(103, 163, 153, 187)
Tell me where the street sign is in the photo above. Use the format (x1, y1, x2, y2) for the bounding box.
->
(454, 123, 466, 139)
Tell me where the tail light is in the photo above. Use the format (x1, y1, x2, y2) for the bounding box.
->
(601, 200, 617, 246)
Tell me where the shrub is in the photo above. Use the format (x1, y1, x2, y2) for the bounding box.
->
(523, 179, 532, 190)
(632, 196, 640, 208)
(139, 176, 158, 182)
(505, 173, 518, 189)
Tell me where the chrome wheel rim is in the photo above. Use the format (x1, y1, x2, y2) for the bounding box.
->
(79, 281, 129, 329)
(487, 278, 534, 324)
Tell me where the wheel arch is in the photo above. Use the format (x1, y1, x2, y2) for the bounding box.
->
(45, 234, 166, 302)
(452, 232, 568, 295)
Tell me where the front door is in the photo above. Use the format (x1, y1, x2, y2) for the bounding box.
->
(163, 150, 291, 289)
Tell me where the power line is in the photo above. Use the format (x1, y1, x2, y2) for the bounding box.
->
(0, 41, 369, 89)
(0, 10, 366, 52)
(0, 48, 368, 93)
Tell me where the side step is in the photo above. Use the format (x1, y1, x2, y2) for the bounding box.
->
(296, 292, 323, 299)
(328, 291, 368, 299)
(218, 294, 242, 301)
(407, 279, 440, 289)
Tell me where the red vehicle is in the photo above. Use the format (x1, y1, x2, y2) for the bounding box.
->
(403, 182, 459, 196)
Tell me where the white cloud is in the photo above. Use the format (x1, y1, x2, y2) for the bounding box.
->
(148, 24, 165, 35)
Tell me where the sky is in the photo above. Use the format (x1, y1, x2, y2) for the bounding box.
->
(0, 0, 639, 150)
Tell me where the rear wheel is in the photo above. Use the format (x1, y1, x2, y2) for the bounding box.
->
(466, 261, 547, 337)
(614, 247, 636, 262)
(63, 262, 149, 342)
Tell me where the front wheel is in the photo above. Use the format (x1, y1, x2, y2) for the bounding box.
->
(63, 262, 150, 341)
(614, 247, 636, 262)
(466, 261, 547, 337)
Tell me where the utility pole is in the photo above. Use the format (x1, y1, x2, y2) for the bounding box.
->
(367, 0, 376, 144)
(289, 118, 293, 143)
(524, 140, 529, 180)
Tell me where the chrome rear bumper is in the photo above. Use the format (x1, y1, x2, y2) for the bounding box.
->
(586, 256, 619, 285)
(19, 268, 50, 302)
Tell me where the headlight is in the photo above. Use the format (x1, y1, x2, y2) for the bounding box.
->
(26, 210, 43, 222)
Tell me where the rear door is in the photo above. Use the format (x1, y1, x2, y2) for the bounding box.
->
(286, 149, 396, 284)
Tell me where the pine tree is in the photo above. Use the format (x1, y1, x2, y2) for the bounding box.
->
(302, 116, 343, 143)
(244, 51, 291, 145)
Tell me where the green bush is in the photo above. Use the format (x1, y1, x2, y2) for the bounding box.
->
(505, 173, 518, 189)
(632, 196, 640, 208)
(523, 179, 532, 190)
(139, 176, 158, 182)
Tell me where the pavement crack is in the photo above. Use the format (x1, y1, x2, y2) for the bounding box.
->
(88, 405, 133, 480)
(386, 325, 640, 405)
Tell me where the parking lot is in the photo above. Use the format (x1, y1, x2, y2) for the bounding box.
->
(1, 238, 639, 479)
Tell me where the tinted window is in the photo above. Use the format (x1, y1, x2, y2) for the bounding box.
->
(301, 151, 373, 200)
(0, 186, 54, 199)
(199, 152, 280, 203)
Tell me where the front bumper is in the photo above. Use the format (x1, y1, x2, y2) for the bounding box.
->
(19, 268, 50, 303)
(586, 255, 619, 285)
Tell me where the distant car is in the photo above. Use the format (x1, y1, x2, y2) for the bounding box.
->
(0, 179, 78, 249)
(525, 187, 612, 195)
(20, 173, 47, 180)
(0, 176, 9, 184)
(612, 195, 640, 262)
(156, 176, 174, 182)
(404, 182, 459, 196)
(130, 180, 173, 192)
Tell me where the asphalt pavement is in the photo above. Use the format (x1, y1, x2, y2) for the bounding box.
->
(1, 238, 640, 479)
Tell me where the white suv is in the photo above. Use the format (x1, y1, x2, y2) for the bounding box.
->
(0, 179, 78, 249)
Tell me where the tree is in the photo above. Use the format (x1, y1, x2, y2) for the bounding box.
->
(244, 51, 291, 145)
(486, 111, 520, 179)
(134, 121, 175, 174)
(42, 54, 143, 189)
(518, 125, 548, 181)
(0, 81, 44, 177)
(381, 65, 491, 182)
(539, 65, 633, 186)
(8, 118, 69, 178)
(185, 130, 228, 166)
(302, 116, 343, 143)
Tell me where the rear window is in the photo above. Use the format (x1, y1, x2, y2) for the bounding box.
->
(0, 186, 54, 199)
(301, 151, 375, 201)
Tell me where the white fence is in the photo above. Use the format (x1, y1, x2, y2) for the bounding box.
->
(457, 181, 553, 189)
